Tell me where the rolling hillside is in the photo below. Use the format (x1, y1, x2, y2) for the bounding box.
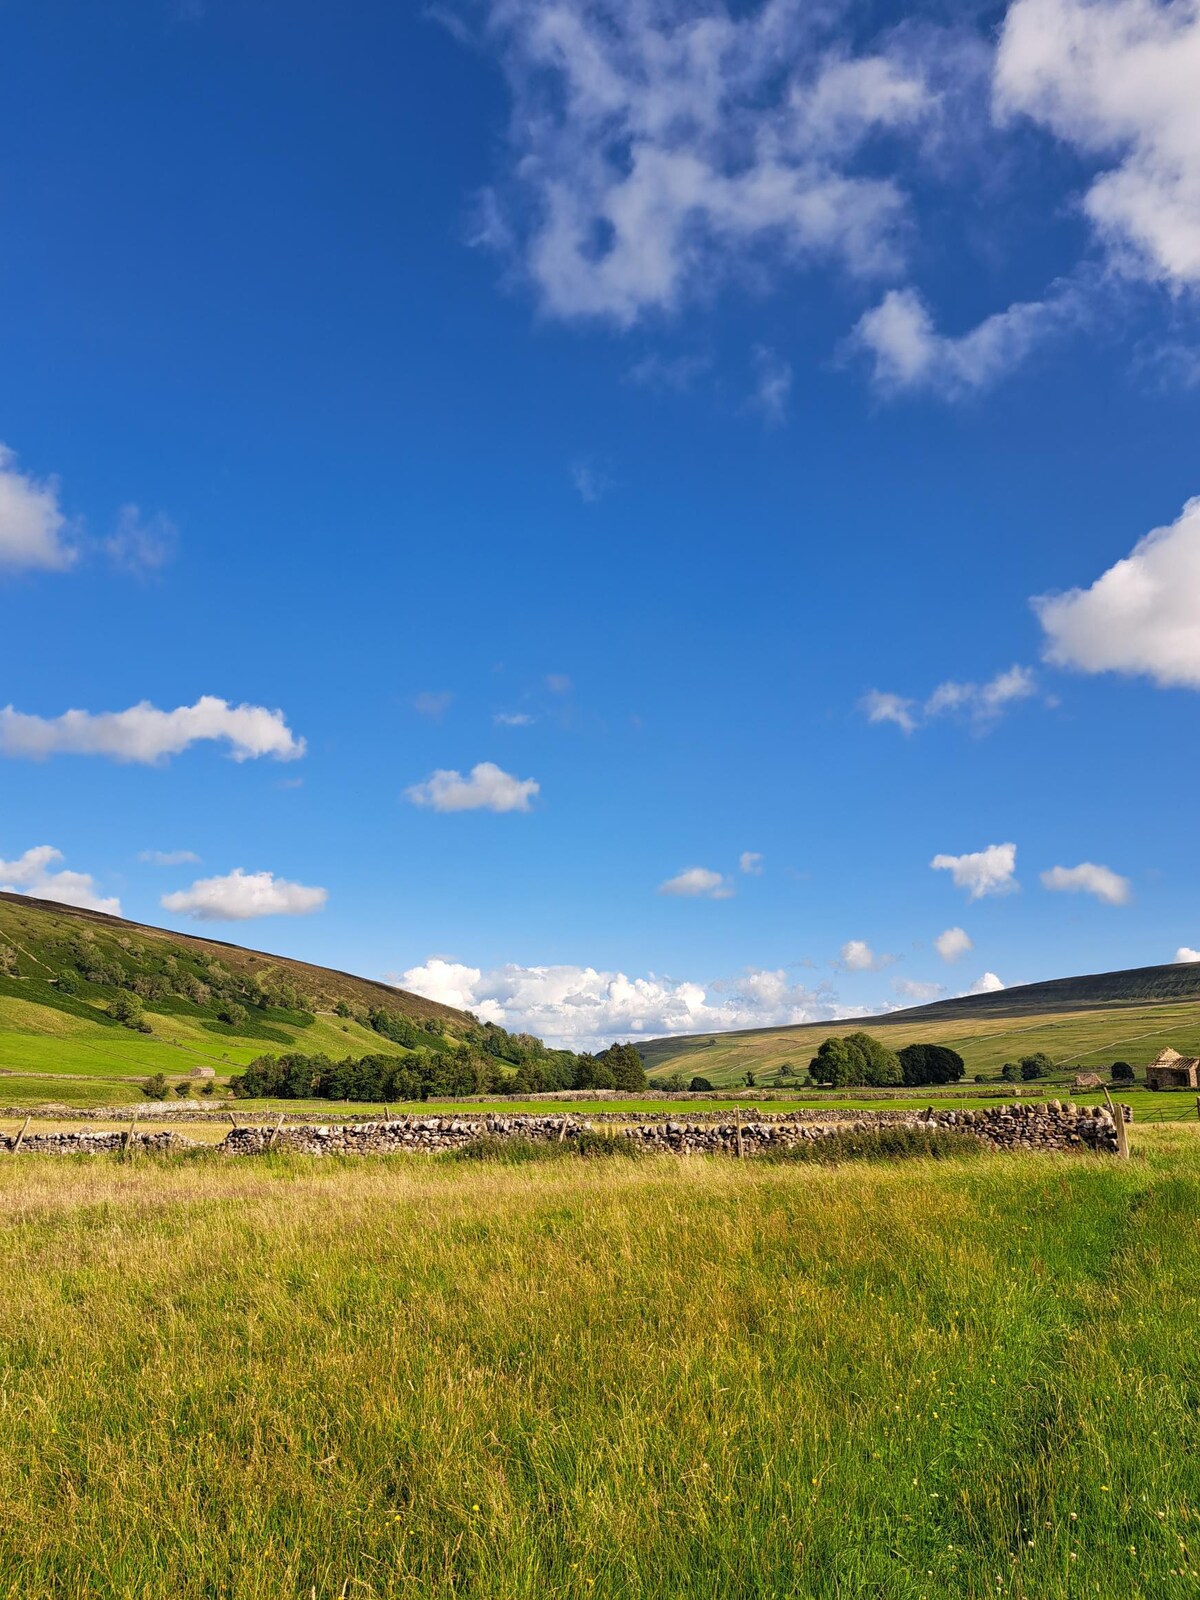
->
(641, 961, 1200, 1085)
(0, 891, 471, 1105)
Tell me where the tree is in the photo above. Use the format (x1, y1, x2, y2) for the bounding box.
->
(778, 1061, 796, 1079)
(1111, 1060, 1135, 1085)
(598, 1042, 647, 1091)
(173, 1080, 191, 1098)
(108, 992, 145, 1028)
(898, 1043, 966, 1087)
(844, 1032, 904, 1087)
(810, 1036, 855, 1087)
(55, 967, 79, 995)
(217, 1000, 249, 1028)
(141, 1073, 169, 1099)
(744, 1071, 757, 1088)
(689, 1076, 714, 1092)
(1020, 1052, 1053, 1081)
(1001, 1062, 1021, 1083)
(573, 1055, 616, 1091)
(334, 1000, 351, 1018)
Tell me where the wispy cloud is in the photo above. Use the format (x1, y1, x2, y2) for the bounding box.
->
(138, 849, 200, 867)
(570, 462, 611, 504)
(104, 504, 178, 577)
(739, 851, 764, 876)
(412, 690, 454, 719)
(1040, 862, 1131, 906)
(658, 867, 734, 900)
(863, 665, 1039, 733)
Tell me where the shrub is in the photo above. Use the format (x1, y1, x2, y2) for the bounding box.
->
(449, 1136, 565, 1165)
(173, 1080, 191, 1098)
(689, 1076, 714, 1092)
(216, 1001, 249, 1028)
(108, 992, 145, 1028)
(1020, 1052, 1053, 1081)
(54, 968, 79, 995)
(141, 1073, 169, 1100)
(1111, 1061, 1136, 1085)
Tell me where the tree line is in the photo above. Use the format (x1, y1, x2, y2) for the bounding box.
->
(808, 1034, 966, 1088)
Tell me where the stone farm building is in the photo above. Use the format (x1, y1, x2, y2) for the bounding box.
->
(1145, 1048, 1200, 1090)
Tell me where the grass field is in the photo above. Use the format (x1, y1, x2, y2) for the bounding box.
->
(2, 1130, 1199, 1597)
(642, 997, 1200, 1086)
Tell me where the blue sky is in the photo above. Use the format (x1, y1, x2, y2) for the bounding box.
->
(2, 0, 1199, 1046)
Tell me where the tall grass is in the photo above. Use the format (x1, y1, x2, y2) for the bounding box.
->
(1, 1135, 1198, 1597)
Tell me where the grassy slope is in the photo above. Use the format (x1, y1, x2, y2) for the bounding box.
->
(0, 891, 471, 1101)
(1, 1129, 1198, 1598)
(643, 982, 1200, 1086)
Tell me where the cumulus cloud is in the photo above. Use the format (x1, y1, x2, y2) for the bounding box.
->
(850, 282, 1083, 397)
(404, 761, 540, 813)
(931, 842, 1019, 899)
(840, 939, 894, 972)
(934, 925, 973, 963)
(0, 845, 120, 914)
(863, 665, 1038, 732)
(1040, 861, 1132, 905)
(0, 696, 305, 765)
(658, 866, 734, 899)
(470, 0, 937, 327)
(138, 849, 200, 867)
(395, 956, 850, 1048)
(968, 970, 1005, 994)
(1176, 946, 1200, 963)
(1035, 497, 1200, 689)
(161, 868, 327, 921)
(0, 444, 76, 572)
(738, 851, 764, 876)
(104, 504, 178, 577)
(996, 0, 1200, 290)
(893, 977, 945, 1002)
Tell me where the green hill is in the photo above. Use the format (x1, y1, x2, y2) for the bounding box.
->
(641, 961, 1200, 1086)
(0, 890, 470, 1106)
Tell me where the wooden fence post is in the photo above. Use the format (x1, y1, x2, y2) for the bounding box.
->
(268, 1114, 285, 1150)
(735, 1116, 744, 1160)
(11, 1115, 30, 1154)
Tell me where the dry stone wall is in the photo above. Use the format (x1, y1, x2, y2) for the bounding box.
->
(1, 1102, 1128, 1157)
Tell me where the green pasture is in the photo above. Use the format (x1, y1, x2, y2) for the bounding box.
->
(2, 1128, 1200, 1597)
(643, 998, 1200, 1085)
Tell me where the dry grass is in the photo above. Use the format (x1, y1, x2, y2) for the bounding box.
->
(0, 1133, 1198, 1597)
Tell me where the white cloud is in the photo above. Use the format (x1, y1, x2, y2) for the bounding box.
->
(1034, 496, 1200, 689)
(0, 845, 120, 914)
(748, 345, 792, 424)
(161, 868, 327, 921)
(840, 939, 894, 972)
(0, 696, 305, 765)
(931, 842, 1019, 900)
(861, 689, 919, 733)
(863, 666, 1038, 732)
(968, 970, 1006, 994)
(850, 283, 1079, 397)
(1040, 861, 1132, 905)
(893, 977, 945, 1002)
(104, 504, 178, 577)
(658, 866, 734, 899)
(996, 0, 1200, 290)
(395, 956, 850, 1049)
(0, 444, 76, 572)
(138, 849, 200, 867)
(738, 851, 764, 876)
(404, 761, 540, 813)
(472, 0, 936, 326)
(934, 926, 973, 963)
(494, 711, 535, 726)
(1176, 946, 1200, 963)
(412, 691, 454, 719)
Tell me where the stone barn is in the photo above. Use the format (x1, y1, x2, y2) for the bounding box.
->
(1074, 1072, 1104, 1089)
(187, 1065, 217, 1080)
(1145, 1048, 1200, 1090)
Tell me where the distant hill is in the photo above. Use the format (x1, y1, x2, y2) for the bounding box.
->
(0, 890, 470, 1105)
(640, 961, 1200, 1085)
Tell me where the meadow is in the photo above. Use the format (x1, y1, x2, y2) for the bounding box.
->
(2, 1128, 1199, 1598)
